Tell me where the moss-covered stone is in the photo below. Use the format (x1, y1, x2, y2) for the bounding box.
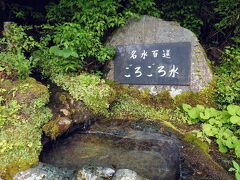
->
(184, 132, 210, 155)
(43, 116, 72, 140)
(52, 73, 116, 116)
(174, 82, 217, 108)
(110, 94, 169, 120)
(43, 89, 96, 140)
(0, 78, 52, 179)
(1, 77, 49, 107)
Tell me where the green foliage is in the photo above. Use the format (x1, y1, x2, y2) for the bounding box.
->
(159, 0, 203, 36)
(0, 22, 39, 54)
(215, 46, 240, 107)
(34, 0, 129, 76)
(124, 0, 160, 17)
(32, 0, 159, 77)
(0, 22, 39, 80)
(183, 104, 240, 157)
(214, 0, 240, 39)
(8, 3, 44, 21)
(53, 74, 115, 116)
(46, 0, 126, 34)
(229, 160, 240, 180)
(0, 52, 30, 79)
(33, 23, 115, 76)
(0, 78, 52, 178)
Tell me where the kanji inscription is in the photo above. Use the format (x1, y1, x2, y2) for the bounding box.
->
(114, 42, 191, 85)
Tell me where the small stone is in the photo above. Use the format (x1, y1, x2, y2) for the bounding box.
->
(13, 163, 74, 180)
(112, 169, 147, 180)
(75, 167, 115, 180)
(60, 109, 71, 116)
(75, 168, 100, 180)
(96, 167, 115, 178)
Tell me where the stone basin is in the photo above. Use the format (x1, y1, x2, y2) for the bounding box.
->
(41, 128, 181, 179)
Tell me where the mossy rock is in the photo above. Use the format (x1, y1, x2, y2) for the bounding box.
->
(1, 77, 49, 107)
(52, 73, 116, 116)
(43, 116, 72, 140)
(0, 77, 52, 179)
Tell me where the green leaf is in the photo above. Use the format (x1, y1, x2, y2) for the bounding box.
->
(0, 66, 5, 71)
(188, 108, 200, 119)
(182, 103, 192, 112)
(49, 46, 60, 55)
(196, 105, 205, 111)
(235, 146, 240, 158)
(200, 110, 210, 120)
(217, 139, 228, 153)
(236, 173, 240, 180)
(230, 115, 240, 125)
(236, 81, 240, 88)
(233, 160, 240, 170)
(227, 105, 240, 116)
(229, 167, 235, 172)
(202, 124, 218, 136)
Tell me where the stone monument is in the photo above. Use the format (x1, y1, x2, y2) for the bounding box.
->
(107, 16, 213, 96)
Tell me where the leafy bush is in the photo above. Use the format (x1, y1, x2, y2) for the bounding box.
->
(0, 22, 39, 79)
(53, 74, 115, 116)
(159, 0, 203, 36)
(214, 0, 240, 40)
(123, 0, 159, 17)
(46, 0, 128, 35)
(32, 23, 115, 76)
(8, 3, 44, 22)
(0, 52, 30, 79)
(0, 22, 39, 54)
(183, 104, 240, 157)
(32, 0, 159, 77)
(215, 46, 240, 107)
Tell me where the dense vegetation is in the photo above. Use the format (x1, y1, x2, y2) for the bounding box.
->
(0, 0, 239, 179)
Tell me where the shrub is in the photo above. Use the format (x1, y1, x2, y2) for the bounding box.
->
(32, 0, 159, 77)
(214, 0, 240, 40)
(0, 22, 39, 54)
(0, 22, 39, 79)
(32, 23, 115, 76)
(215, 46, 240, 107)
(159, 0, 203, 36)
(0, 52, 30, 79)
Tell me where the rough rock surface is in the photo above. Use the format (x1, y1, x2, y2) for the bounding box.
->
(13, 163, 75, 180)
(42, 90, 95, 139)
(112, 169, 147, 180)
(107, 15, 213, 95)
(75, 167, 115, 180)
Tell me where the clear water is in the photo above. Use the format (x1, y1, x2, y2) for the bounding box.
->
(41, 132, 179, 179)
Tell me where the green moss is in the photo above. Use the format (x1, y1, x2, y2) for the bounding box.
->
(42, 117, 61, 140)
(184, 132, 210, 155)
(111, 94, 170, 120)
(111, 84, 175, 109)
(0, 78, 52, 179)
(174, 83, 217, 108)
(53, 73, 116, 116)
(111, 82, 216, 113)
(1, 77, 49, 107)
